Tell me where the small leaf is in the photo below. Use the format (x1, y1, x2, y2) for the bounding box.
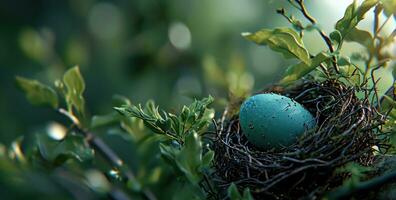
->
(330, 30, 342, 46)
(336, 0, 379, 38)
(339, 64, 362, 85)
(16, 76, 58, 109)
(228, 183, 242, 200)
(380, 95, 396, 112)
(201, 150, 214, 168)
(63, 66, 85, 115)
(175, 132, 203, 185)
(243, 28, 310, 64)
(344, 28, 373, 48)
(242, 188, 254, 200)
(112, 94, 131, 107)
(381, 0, 396, 17)
(115, 96, 214, 139)
(91, 113, 120, 128)
(37, 133, 94, 166)
(280, 52, 330, 84)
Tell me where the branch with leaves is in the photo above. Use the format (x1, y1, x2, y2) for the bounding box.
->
(16, 66, 156, 200)
(115, 96, 216, 197)
(243, 0, 394, 87)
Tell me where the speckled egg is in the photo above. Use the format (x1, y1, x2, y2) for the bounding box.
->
(239, 93, 316, 149)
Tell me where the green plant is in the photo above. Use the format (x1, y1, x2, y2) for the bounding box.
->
(4, 0, 396, 199)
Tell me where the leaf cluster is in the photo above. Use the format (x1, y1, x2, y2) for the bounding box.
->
(244, 0, 395, 85)
(114, 96, 215, 143)
(115, 96, 216, 195)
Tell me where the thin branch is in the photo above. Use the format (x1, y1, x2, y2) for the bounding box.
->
(295, 0, 340, 73)
(57, 108, 157, 200)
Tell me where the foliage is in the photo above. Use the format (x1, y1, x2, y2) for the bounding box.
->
(243, 28, 310, 65)
(115, 96, 215, 196)
(62, 66, 86, 117)
(227, 183, 254, 200)
(3, 0, 396, 199)
(114, 96, 214, 143)
(16, 76, 58, 109)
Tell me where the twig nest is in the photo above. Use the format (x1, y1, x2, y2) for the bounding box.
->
(239, 93, 316, 149)
(211, 79, 388, 199)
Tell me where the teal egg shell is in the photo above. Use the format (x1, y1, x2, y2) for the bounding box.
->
(239, 93, 316, 149)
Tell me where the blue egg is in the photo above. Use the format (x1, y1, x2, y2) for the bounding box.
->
(239, 93, 316, 149)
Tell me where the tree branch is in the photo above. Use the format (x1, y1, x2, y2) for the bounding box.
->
(295, 0, 340, 73)
(57, 108, 157, 200)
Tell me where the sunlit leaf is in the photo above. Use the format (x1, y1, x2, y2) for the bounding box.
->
(336, 0, 379, 38)
(16, 76, 58, 109)
(280, 52, 330, 84)
(63, 66, 85, 115)
(339, 64, 362, 85)
(243, 28, 310, 64)
(329, 30, 342, 47)
(381, 0, 396, 17)
(345, 28, 373, 48)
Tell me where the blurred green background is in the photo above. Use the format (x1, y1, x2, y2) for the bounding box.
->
(0, 0, 395, 199)
(0, 0, 280, 143)
(1, 0, 394, 143)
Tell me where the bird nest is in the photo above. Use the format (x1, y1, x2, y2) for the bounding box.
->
(211, 79, 389, 199)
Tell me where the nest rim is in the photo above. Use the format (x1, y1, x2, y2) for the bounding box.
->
(210, 78, 390, 199)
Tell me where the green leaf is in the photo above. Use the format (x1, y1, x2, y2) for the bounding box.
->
(345, 28, 373, 48)
(242, 188, 254, 200)
(336, 162, 373, 185)
(339, 64, 362, 85)
(228, 183, 242, 200)
(330, 30, 343, 47)
(380, 95, 396, 112)
(91, 113, 120, 128)
(280, 52, 330, 84)
(112, 94, 131, 107)
(381, 0, 396, 17)
(37, 133, 94, 166)
(243, 28, 310, 64)
(159, 132, 207, 185)
(63, 66, 85, 115)
(335, 0, 379, 38)
(175, 132, 203, 185)
(201, 150, 214, 168)
(16, 76, 58, 109)
(115, 96, 214, 141)
(159, 143, 180, 170)
(115, 104, 168, 135)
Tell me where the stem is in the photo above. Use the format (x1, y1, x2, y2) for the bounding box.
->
(295, 0, 340, 73)
(57, 108, 157, 200)
(374, 7, 391, 38)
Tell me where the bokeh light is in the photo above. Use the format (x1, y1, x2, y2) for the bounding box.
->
(168, 22, 192, 50)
